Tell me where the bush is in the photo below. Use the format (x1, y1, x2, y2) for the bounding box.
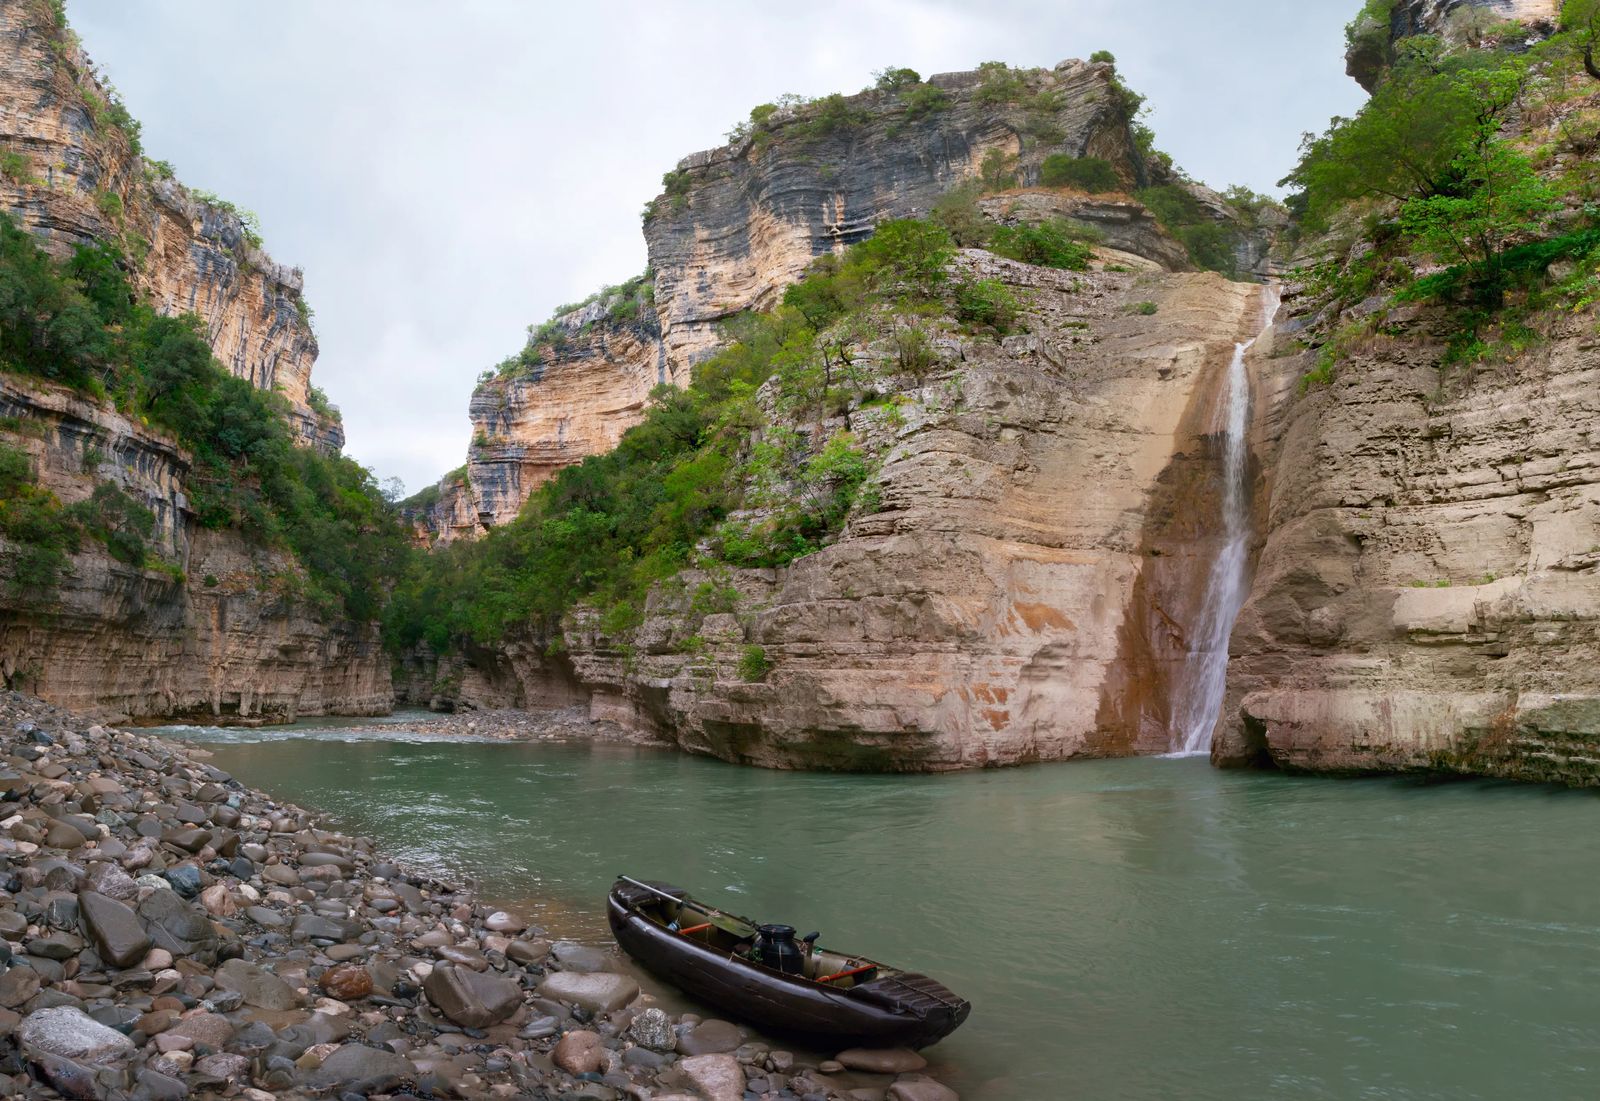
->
(1039, 154, 1121, 193)
(1089, 50, 1117, 64)
(852, 219, 956, 299)
(974, 61, 1029, 105)
(1137, 185, 1242, 276)
(955, 278, 1021, 333)
(0, 213, 410, 620)
(874, 67, 921, 90)
(1131, 301, 1159, 315)
(903, 84, 951, 119)
(979, 148, 1018, 192)
(0, 151, 35, 184)
(737, 644, 773, 681)
(931, 184, 991, 247)
(988, 219, 1094, 270)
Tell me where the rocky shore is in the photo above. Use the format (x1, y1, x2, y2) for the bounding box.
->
(282, 709, 628, 745)
(0, 692, 958, 1101)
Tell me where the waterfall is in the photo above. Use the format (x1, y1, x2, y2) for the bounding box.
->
(1171, 289, 1281, 756)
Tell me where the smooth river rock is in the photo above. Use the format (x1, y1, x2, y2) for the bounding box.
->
(551, 1029, 604, 1075)
(17, 1006, 136, 1065)
(77, 890, 152, 968)
(215, 958, 300, 1010)
(423, 963, 523, 1028)
(837, 1047, 929, 1073)
(679, 1053, 746, 1101)
(536, 970, 640, 1014)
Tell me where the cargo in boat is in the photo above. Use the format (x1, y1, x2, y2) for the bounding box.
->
(607, 876, 971, 1049)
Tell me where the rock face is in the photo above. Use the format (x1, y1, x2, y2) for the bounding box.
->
(417, 60, 1156, 542)
(646, 60, 1150, 373)
(1347, 0, 1559, 90)
(0, 375, 391, 722)
(419, 296, 667, 542)
(1213, 285, 1600, 783)
(0, 1, 388, 722)
(0, 0, 339, 450)
(447, 244, 1272, 769)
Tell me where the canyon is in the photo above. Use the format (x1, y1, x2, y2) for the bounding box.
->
(0, 0, 388, 722)
(4, 0, 1597, 785)
(414, 57, 1180, 538)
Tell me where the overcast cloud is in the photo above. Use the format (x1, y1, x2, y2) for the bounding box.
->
(65, 1, 1366, 493)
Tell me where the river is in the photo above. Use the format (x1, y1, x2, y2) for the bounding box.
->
(153, 721, 1600, 1100)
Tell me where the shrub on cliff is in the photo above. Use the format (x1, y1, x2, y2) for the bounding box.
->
(1137, 184, 1243, 276)
(1039, 155, 1120, 193)
(1282, 41, 1528, 233)
(988, 219, 1094, 270)
(0, 214, 411, 620)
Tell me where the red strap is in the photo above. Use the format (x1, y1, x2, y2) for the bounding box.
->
(678, 922, 713, 935)
(816, 964, 876, 984)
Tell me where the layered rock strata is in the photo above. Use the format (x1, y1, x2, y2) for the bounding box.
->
(644, 59, 1152, 373)
(1213, 290, 1600, 784)
(423, 296, 667, 542)
(0, 0, 338, 449)
(434, 247, 1272, 770)
(1347, 0, 1560, 90)
(0, 376, 389, 722)
(418, 60, 1165, 541)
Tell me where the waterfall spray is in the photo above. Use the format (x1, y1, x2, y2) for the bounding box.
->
(1171, 289, 1281, 756)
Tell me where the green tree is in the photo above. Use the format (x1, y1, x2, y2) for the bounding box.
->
(1039, 155, 1121, 193)
(1399, 139, 1558, 299)
(1282, 43, 1527, 229)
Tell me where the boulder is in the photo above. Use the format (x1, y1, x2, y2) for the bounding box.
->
(138, 888, 219, 962)
(319, 964, 373, 1001)
(551, 1029, 604, 1075)
(679, 1053, 746, 1101)
(628, 1007, 675, 1052)
(679, 1018, 743, 1055)
(311, 1042, 415, 1088)
(17, 1006, 135, 1065)
(423, 963, 523, 1028)
(78, 890, 152, 968)
(550, 940, 610, 973)
(536, 970, 640, 1014)
(888, 1074, 961, 1101)
(215, 958, 300, 1011)
(837, 1047, 928, 1074)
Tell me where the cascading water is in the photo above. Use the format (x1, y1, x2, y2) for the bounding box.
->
(1171, 288, 1281, 756)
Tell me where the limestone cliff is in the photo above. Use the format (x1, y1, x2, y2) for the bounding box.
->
(1347, 0, 1559, 90)
(413, 221, 1276, 769)
(0, 0, 386, 721)
(0, 0, 339, 449)
(415, 287, 667, 542)
(644, 60, 1151, 373)
(0, 375, 390, 722)
(1213, 283, 1600, 783)
(416, 60, 1162, 541)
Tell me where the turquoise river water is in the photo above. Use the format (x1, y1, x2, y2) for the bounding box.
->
(154, 721, 1600, 1100)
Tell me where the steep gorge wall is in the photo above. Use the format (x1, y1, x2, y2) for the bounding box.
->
(1213, 287, 1600, 783)
(1348, 0, 1559, 89)
(416, 59, 1156, 539)
(436, 247, 1271, 770)
(0, 0, 386, 720)
(644, 60, 1150, 373)
(413, 295, 667, 543)
(0, 375, 390, 722)
(0, 0, 339, 449)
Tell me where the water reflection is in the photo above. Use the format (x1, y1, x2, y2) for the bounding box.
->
(159, 726, 1600, 1100)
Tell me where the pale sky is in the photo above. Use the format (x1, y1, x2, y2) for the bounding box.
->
(66, 1, 1366, 493)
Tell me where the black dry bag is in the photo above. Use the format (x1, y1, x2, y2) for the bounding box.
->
(753, 924, 805, 975)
